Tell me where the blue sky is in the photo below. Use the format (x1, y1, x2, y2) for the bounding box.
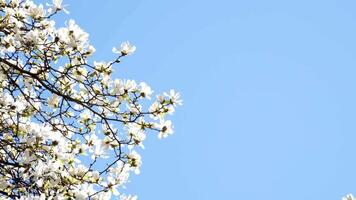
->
(57, 0, 356, 199)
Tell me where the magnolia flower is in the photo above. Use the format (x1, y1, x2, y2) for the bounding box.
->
(157, 120, 174, 139)
(48, 94, 59, 108)
(343, 194, 355, 200)
(127, 122, 146, 149)
(28, 4, 45, 19)
(87, 45, 96, 55)
(0, 1, 181, 199)
(48, 0, 69, 14)
(127, 151, 142, 174)
(80, 110, 91, 122)
(93, 143, 109, 160)
(13, 100, 26, 112)
(139, 82, 153, 99)
(124, 79, 137, 93)
(75, 165, 88, 177)
(148, 102, 162, 119)
(164, 89, 183, 106)
(94, 61, 111, 74)
(26, 30, 40, 44)
(113, 41, 136, 56)
(104, 176, 120, 196)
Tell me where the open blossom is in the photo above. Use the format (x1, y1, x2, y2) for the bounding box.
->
(48, 0, 69, 14)
(103, 176, 120, 196)
(139, 82, 153, 99)
(48, 94, 59, 108)
(164, 89, 183, 106)
(26, 29, 40, 43)
(28, 4, 45, 19)
(112, 41, 136, 56)
(94, 61, 111, 74)
(0, 0, 180, 199)
(127, 151, 142, 174)
(343, 194, 355, 200)
(157, 119, 174, 139)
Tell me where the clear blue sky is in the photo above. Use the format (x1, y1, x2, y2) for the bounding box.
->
(57, 0, 356, 199)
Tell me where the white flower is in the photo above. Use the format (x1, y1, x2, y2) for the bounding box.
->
(93, 143, 108, 160)
(104, 176, 120, 196)
(343, 194, 355, 200)
(157, 120, 174, 139)
(148, 102, 161, 119)
(164, 89, 183, 106)
(94, 61, 111, 74)
(127, 122, 146, 149)
(48, 94, 59, 108)
(26, 30, 40, 44)
(75, 165, 88, 177)
(80, 110, 91, 122)
(112, 41, 136, 56)
(0, 1, 181, 198)
(124, 80, 137, 93)
(127, 151, 142, 174)
(139, 82, 153, 99)
(13, 100, 26, 112)
(28, 4, 45, 19)
(48, 0, 69, 14)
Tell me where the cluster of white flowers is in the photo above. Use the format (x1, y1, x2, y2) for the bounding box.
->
(0, 0, 181, 199)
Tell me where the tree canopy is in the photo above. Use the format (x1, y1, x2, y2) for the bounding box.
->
(0, 0, 181, 199)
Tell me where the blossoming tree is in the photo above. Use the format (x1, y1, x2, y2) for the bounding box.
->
(0, 0, 181, 199)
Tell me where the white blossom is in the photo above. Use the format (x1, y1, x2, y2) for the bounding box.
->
(48, 0, 69, 14)
(28, 4, 45, 19)
(157, 120, 174, 139)
(113, 41, 136, 56)
(48, 94, 59, 108)
(0, 1, 180, 199)
(139, 82, 153, 99)
(343, 194, 355, 200)
(164, 89, 183, 106)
